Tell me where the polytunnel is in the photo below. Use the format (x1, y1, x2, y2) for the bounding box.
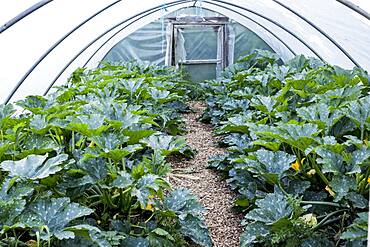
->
(0, 0, 370, 103)
(0, 1, 370, 246)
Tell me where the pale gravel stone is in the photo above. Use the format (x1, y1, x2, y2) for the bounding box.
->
(168, 101, 243, 247)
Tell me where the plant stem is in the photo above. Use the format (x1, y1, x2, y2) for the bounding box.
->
(300, 200, 343, 207)
(71, 130, 75, 152)
(360, 166, 370, 194)
(122, 158, 126, 172)
(309, 154, 330, 186)
(312, 209, 347, 230)
(131, 224, 146, 229)
(278, 181, 289, 197)
(48, 129, 58, 145)
(12, 230, 17, 247)
(145, 212, 155, 224)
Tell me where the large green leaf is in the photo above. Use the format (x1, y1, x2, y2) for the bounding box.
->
(98, 144, 143, 162)
(297, 103, 341, 134)
(110, 171, 133, 189)
(277, 123, 320, 151)
(330, 175, 357, 202)
(252, 123, 320, 151)
(18, 134, 60, 158)
(164, 189, 211, 247)
(141, 134, 187, 155)
(148, 232, 174, 247)
(341, 212, 368, 242)
(316, 147, 344, 174)
(123, 129, 156, 145)
(164, 189, 204, 215)
(0, 104, 15, 127)
(254, 149, 296, 184)
(76, 157, 108, 182)
(350, 146, 370, 167)
(121, 236, 149, 247)
(91, 132, 128, 151)
(179, 215, 212, 247)
(219, 114, 253, 134)
(301, 236, 333, 247)
(345, 96, 370, 130)
(240, 222, 269, 247)
(148, 88, 175, 103)
(16, 95, 48, 113)
(250, 95, 276, 113)
(67, 114, 108, 137)
(244, 192, 292, 224)
(20, 197, 93, 240)
(1, 154, 68, 179)
(0, 178, 33, 232)
(0, 198, 26, 232)
(132, 174, 168, 209)
(29, 114, 50, 134)
(121, 79, 144, 96)
(317, 85, 363, 107)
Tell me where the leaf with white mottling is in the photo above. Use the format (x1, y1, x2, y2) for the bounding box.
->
(245, 192, 292, 224)
(20, 197, 93, 240)
(1, 154, 68, 179)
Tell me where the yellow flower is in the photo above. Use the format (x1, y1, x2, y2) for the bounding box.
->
(145, 195, 155, 211)
(306, 169, 316, 177)
(325, 186, 336, 197)
(88, 141, 97, 147)
(146, 203, 153, 211)
(291, 158, 305, 171)
(367, 176, 370, 184)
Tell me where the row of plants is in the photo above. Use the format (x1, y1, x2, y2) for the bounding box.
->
(200, 50, 369, 246)
(0, 62, 212, 246)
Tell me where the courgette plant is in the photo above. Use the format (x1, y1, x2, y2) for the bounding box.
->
(203, 50, 369, 246)
(0, 62, 211, 247)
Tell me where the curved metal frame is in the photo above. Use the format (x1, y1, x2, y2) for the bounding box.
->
(200, 4, 296, 56)
(4, 0, 122, 104)
(4, 0, 367, 102)
(273, 0, 360, 68)
(83, 5, 296, 68)
(336, 0, 370, 21)
(45, 0, 325, 96)
(206, 0, 323, 60)
(42, 0, 192, 96)
(0, 0, 52, 33)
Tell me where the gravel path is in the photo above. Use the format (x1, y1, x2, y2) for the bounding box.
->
(169, 102, 243, 247)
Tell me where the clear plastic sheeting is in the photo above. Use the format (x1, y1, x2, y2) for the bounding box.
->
(181, 63, 217, 82)
(103, 7, 274, 69)
(103, 21, 168, 65)
(176, 26, 219, 61)
(0, 0, 41, 27)
(0, 0, 119, 103)
(104, 8, 227, 66)
(349, 0, 370, 13)
(279, 0, 370, 71)
(232, 22, 273, 60)
(0, 0, 191, 103)
(207, 0, 357, 68)
(0, 0, 370, 103)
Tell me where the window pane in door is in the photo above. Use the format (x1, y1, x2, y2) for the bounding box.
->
(181, 63, 217, 82)
(176, 26, 220, 61)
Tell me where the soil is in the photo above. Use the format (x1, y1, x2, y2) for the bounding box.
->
(169, 101, 243, 247)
